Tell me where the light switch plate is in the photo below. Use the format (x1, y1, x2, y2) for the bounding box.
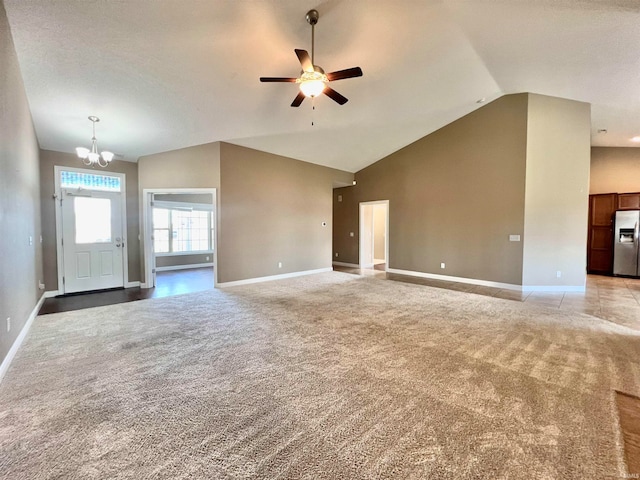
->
(509, 235, 521, 242)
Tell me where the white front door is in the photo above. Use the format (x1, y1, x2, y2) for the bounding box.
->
(61, 188, 124, 293)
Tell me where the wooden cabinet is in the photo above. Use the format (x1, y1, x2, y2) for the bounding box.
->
(617, 193, 640, 210)
(587, 193, 616, 274)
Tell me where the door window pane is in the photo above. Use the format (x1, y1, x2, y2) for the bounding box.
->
(75, 197, 112, 243)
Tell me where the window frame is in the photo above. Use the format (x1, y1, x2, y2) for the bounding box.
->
(152, 201, 214, 255)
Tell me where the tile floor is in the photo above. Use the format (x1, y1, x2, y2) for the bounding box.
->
(334, 265, 640, 331)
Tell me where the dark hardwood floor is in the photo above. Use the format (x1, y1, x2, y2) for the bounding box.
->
(38, 267, 214, 315)
(616, 391, 640, 476)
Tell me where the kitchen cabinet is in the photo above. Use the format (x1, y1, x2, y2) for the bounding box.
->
(617, 193, 640, 210)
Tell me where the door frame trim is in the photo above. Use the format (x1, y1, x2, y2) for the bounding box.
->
(54, 166, 128, 294)
(359, 200, 389, 270)
(142, 188, 218, 289)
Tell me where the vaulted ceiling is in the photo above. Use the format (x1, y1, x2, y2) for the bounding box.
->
(4, 0, 640, 172)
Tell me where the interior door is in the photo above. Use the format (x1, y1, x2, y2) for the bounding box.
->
(61, 188, 124, 293)
(587, 193, 616, 274)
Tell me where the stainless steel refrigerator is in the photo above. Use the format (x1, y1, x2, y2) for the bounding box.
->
(613, 210, 640, 277)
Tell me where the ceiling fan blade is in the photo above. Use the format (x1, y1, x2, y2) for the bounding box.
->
(260, 77, 298, 82)
(295, 49, 314, 73)
(291, 91, 306, 107)
(323, 86, 348, 105)
(326, 67, 363, 82)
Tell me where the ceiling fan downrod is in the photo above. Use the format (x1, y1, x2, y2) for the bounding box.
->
(306, 9, 319, 66)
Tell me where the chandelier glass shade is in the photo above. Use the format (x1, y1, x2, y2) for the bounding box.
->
(76, 116, 114, 167)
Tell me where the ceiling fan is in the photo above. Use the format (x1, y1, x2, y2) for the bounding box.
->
(260, 9, 363, 107)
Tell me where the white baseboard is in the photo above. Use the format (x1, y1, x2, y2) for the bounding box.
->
(125, 281, 141, 288)
(0, 292, 46, 384)
(332, 261, 360, 268)
(155, 263, 214, 272)
(386, 268, 522, 291)
(218, 267, 332, 288)
(386, 268, 586, 293)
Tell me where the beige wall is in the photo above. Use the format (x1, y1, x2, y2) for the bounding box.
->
(218, 142, 352, 283)
(153, 193, 213, 204)
(590, 147, 640, 194)
(156, 254, 212, 269)
(138, 142, 221, 281)
(39, 150, 141, 290)
(334, 94, 529, 285)
(0, 1, 44, 365)
(138, 142, 221, 190)
(522, 94, 591, 288)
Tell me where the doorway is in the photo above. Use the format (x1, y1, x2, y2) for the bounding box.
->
(142, 188, 217, 289)
(55, 167, 128, 294)
(359, 200, 389, 270)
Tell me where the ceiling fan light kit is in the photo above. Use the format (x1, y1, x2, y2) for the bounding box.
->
(76, 116, 114, 168)
(260, 9, 363, 107)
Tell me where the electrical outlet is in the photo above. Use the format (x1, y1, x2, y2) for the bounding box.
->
(206, 256, 210, 261)
(440, 263, 445, 269)
(6, 317, 10, 332)
(350, 232, 354, 237)
(278, 262, 282, 269)
(335, 253, 339, 257)
(38, 282, 45, 290)
(556, 271, 562, 278)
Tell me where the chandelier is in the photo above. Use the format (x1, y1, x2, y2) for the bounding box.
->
(75, 116, 114, 167)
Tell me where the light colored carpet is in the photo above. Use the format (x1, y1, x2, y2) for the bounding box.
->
(1, 271, 639, 479)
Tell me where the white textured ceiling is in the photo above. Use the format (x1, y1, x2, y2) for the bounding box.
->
(4, 0, 640, 172)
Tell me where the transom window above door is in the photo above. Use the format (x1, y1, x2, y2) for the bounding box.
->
(60, 170, 121, 192)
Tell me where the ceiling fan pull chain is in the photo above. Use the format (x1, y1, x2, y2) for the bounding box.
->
(312, 98, 315, 126)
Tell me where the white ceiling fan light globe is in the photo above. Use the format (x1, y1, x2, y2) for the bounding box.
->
(300, 79, 326, 97)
